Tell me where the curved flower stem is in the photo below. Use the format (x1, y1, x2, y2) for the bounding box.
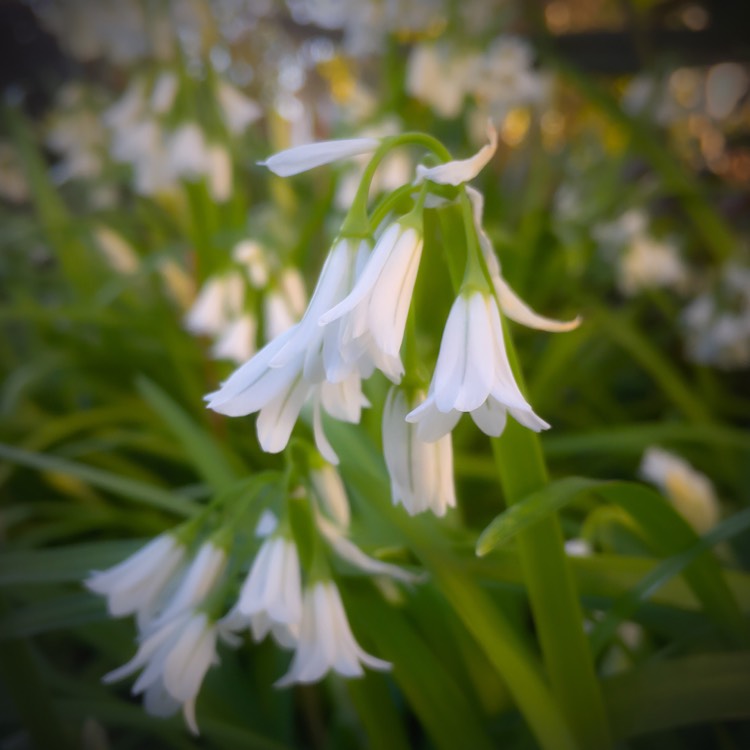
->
(490, 323, 613, 750)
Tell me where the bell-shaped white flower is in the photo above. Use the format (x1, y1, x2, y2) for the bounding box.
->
(382, 387, 456, 516)
(150, 71, 178, 114)
(416, 121, 497, 187)
(259, 138, 380, 177)
(318, 221, 423, 379)
(406, 289, 549, 441)
(232, 240, 270, 289)
(211, 313, 257, 364)
(236, 536, 303, 626)
(206, 238, 370, 457)
(184, 271, 245, 337)
(639, 447, 720, 533)
(146, 541, 227, 631)
(166, 123, 210, 179)
(217, 81, 262, 135)
(85, 533, 185, 628)
(275, 580, 390, 687)
(104, 611, 222, 734)
(263, 267, 307, 341)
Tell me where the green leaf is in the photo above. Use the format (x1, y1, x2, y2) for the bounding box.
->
(136, 376, 242, 492)
(476, 476, 601, 555)
(590, 506, 750, 654)
(0, 593, 107, 639)
(604, 653, 750, 739)
(0, 540, 143, 587)
(0, 443, 195, 517)
(596, 482, 750, 648)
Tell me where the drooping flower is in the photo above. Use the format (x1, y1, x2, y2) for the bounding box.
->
(406, 290, 549, 441)
(235, 536, 303, 627)
(310, 461, 351, 528)
(318, 220, 422, 379)
(382, 386, 456, 516)
(146, 541, 227, 632)
(217, 81, 262, 135)
(85, 533, 186, 628)
(259, 138, 380, 177)
(211, 314, 257, 364)
(275, 580, 390, 686)
(104, 611, 229, 734)
(184, 271, 246, 337)
(639, 447, 720, 533)
(206, 238, 370, 458)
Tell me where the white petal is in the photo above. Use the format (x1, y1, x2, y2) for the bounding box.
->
(416, 120, 497, 186)
(494, 275, 581, 332)
(470, 397, 509, 437)
(256, 375, 311, 453)
(433, 296, 470, 412)
(406, 395, 462, 442)
(259, 138, 380, 177)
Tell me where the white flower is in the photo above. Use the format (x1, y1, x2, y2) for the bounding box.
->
(406, 43, 479, 118)
(85, 533, 185, 628)
(259, 138, 380, 177)
(206, 239, 370, 457)
(104, 611, 223, 734)
(382, 387, 456, 516)
(310, 462, 351, 527)
(263, 267, 307, 341)
(318, 221, 423, 378)
(232, 240, 270, 288)
(217, 81, 262, 135)
(236, 536, 302, 626)
(167, 123, 210, 179)
(275, 581, 390, 686)
(211, 314, 257, 364)
(184, 271, 246, 337)
(147, 542, 227, 631)
(416, 120, 498, 186)
(150, 71, 178, 114)
(206, 144, 232, 202)
(406, 290, 549, 441)
(93, 226, 140, 275)
(640, 447, 720, 533)
(618, 235, 689, 296)
(564, 538, 593, 557)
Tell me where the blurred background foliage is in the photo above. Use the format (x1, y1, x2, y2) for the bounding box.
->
(0, 0, 749, 748)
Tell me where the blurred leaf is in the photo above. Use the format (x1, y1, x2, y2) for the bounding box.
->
(604, 653, 750, 739)
(136, 376, 243, 492)
(0, 592, 106, 639)
(0, 443, 196, 517)
(476, 476, 600, 555)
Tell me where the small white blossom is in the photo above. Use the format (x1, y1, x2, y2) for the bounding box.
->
(263, 267, 307, 341)
(233, 240, 270, 288)
(211, 314, 257, 364)
(206, 239, 370, 458)
(147, 542, 227, 631)
(640, 447, 720, 533)
(184, 271, 246, 337)
(407, 290, 549, 441)
(275, 581, 390, 686)
(85, 533, 185, 628)
(150, 71, 178, 114)
(259, 138, 380, 177)
(383, 387, 456, 516)
(618, 235, 689, 296)
(206, 144, 232, 202)
(167, 124, 210, 180)
(217, 81, 263, 134)
(236, 536, 303, 626)
(319, 221, 423, 379)
(310, 462, 351, 528)
(93, 226, 140, 275)
(104, 611, 226, 734)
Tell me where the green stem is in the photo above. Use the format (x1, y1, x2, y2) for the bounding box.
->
(490, 325, 613, 750)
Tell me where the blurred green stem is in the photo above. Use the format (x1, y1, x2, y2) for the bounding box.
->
(491, 324, 613, 750)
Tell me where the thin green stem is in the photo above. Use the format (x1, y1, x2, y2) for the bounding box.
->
(490, 325, 613, 750)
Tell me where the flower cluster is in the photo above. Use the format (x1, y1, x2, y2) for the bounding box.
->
(87, 461, 414, 733)
(207, 124, 578, 514)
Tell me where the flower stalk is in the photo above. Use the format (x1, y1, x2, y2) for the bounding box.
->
(490, 321, 613, 750)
